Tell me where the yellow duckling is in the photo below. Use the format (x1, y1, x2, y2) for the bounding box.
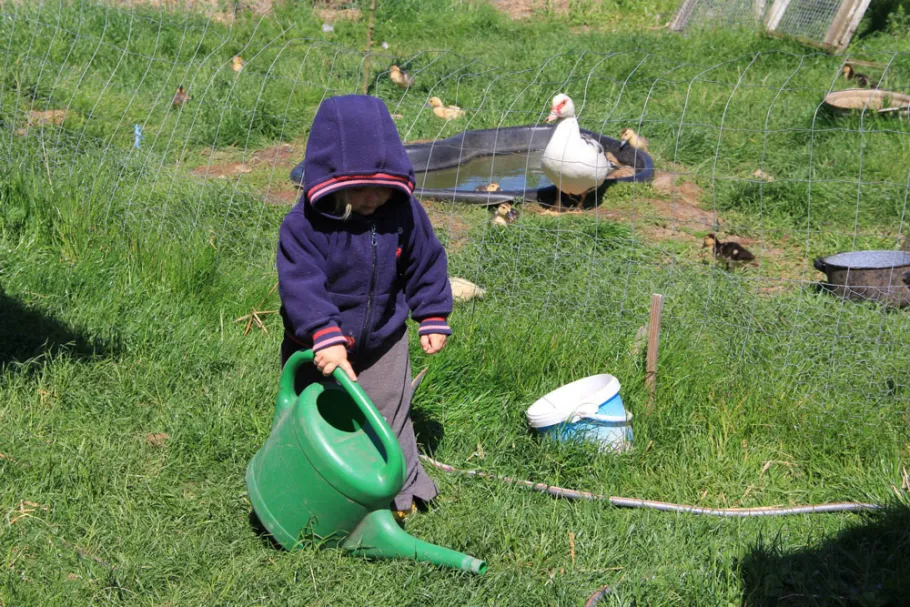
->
(619, 128, 648, 152)
(171, 86, 191, 108)
(474, 182, 501, 192)
(427, 96, 465, 120)
(449, 276, 486, 302)
(231, 55, 245, 72)
(389, 65, 414, 90)
(490, 202, 519, 226)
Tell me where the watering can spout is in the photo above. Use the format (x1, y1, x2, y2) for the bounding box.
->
(342, 510, 487, 575)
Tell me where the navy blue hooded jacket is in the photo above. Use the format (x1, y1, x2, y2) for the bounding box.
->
(277, 95, 452, 360)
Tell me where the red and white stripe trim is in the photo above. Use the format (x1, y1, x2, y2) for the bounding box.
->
(307, 173, 414, 205)
(312, 325, 349, 351)
(418, 317, 452, 335)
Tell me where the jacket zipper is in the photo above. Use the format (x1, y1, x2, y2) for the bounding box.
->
(358, 222, 378, 355)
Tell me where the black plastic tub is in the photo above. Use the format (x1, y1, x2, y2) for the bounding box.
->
(289, 125, 654, 206)
(814, 250, 910, 308)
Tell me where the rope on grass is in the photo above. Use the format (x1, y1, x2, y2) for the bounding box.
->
(420, 456, 883, 517)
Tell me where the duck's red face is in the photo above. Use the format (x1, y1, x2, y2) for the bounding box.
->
(546, 96, 570, 123)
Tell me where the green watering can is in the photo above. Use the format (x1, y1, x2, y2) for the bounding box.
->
(245, 349, 486, 574)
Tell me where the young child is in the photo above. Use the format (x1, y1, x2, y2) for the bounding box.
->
(277, 95, 452, 520)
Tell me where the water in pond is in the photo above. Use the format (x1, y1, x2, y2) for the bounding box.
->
(414, 151, 554, 192)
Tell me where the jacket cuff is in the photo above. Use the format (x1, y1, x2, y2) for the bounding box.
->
(311, 324, 348, 351)
(417, 317, 452, 336)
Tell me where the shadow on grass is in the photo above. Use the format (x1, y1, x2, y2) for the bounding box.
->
(740, 505, 910, 606)
(857, 0, 910, 38)
(248, 510, 285, 551)
(0, 290, 113, 368)
(411, 406, 444, 455)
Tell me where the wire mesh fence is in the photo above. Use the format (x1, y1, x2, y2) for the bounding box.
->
(671, 0, 769, 32)
(2, 1, 909, 468)
(772, 0, 843, 41)
(673, 0, 870, 50)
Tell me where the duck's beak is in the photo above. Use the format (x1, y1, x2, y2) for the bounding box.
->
(545, 109, 559, 123)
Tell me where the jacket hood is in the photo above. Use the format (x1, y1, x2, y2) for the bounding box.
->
(302, 95, 416, 207)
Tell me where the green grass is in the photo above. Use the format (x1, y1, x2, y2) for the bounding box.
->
(3, 1, 910, 605)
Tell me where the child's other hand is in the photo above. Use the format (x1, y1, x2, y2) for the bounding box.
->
(420, 334, 447, 355)
(314, 344, 357, 381)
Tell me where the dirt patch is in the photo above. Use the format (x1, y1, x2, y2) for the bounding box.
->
(645, 197, 716, 230)
(193, 161, 253, 179)
(263, 188, 301, 206)
(421, 199, 474, 252)
(145, 432, 169, 447)
(193, 142, 299, 179)
(112, 0, 273, 23)
(643, 170, 722, 230)
(15, 109, 69, 135)
(489, 0, 568, 19)
(314, 1, 362, 22)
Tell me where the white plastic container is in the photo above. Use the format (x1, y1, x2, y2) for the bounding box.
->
(526, 374, 632, 453)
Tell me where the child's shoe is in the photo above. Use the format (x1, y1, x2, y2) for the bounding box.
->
(392, 502, 417, 523)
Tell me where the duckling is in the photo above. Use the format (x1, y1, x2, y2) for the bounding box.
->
(449, 276, 486, 302)
(389, 65, 414, 90)
(171, 85, 191, 108)
(619, 128, 649, 152)
(427, 96, 465, 120)
(490, 202, 519, 226)
(231, 55, 245, 72)
(703, 233, 755, 269)
(843, 64, 877, 89)
(474, 182, 501, 192)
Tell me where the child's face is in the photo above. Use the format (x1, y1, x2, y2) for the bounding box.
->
(343, 187, 394, 216)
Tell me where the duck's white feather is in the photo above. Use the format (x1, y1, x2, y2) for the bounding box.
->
(540, 114, 611, 197)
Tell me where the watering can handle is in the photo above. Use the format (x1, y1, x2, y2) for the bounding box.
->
(275, 350, 406, 480)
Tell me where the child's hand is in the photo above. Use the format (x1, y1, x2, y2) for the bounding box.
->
(314, 344, 357, 381)
(420, 333, 447, 355)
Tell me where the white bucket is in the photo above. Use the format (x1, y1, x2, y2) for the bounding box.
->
(526, 374, 632, 453)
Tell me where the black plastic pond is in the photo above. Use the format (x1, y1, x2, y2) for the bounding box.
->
(290, 125, 654, 207)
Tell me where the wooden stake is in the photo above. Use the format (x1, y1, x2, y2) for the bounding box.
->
(360, 0, 377, 95)
(645, 293, 664, 412)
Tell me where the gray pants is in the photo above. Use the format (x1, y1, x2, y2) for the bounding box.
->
(281, 331, 438, 511)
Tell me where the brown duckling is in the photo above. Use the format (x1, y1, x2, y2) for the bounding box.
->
(843, 64, 877, 89)
(490, 202, 519, 226)
(474, 182, 501, 192)
(171, 86, 191, 108)
(703, 233, 755, 269)
(390, 65, 414, 90)
(619, 128, 649, 152)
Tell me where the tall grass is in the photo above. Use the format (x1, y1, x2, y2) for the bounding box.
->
(2, 1, 910, 605)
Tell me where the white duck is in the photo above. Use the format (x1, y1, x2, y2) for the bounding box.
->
(540, 93, 611, 209)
